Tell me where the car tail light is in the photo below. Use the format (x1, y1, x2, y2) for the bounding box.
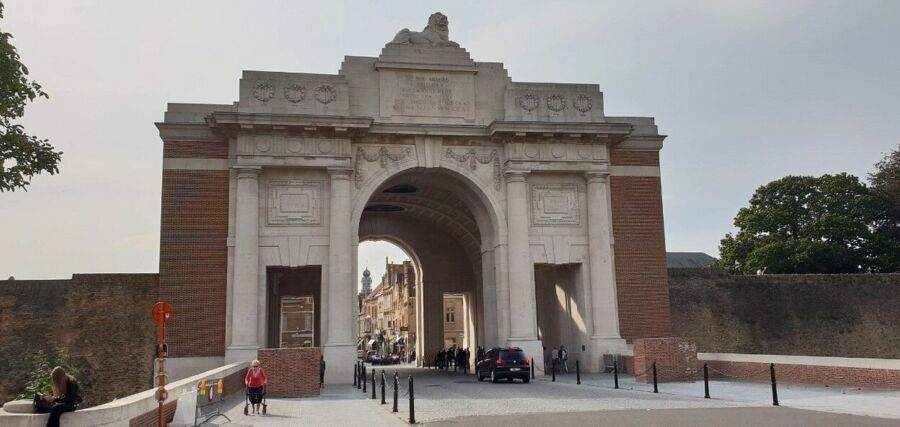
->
(496, 358, 504, 366)
(523, 358, 529, 365)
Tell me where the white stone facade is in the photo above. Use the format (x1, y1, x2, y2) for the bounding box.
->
(157, 14, 665, 382)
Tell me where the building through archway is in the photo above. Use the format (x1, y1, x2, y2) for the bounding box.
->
(155, 13, 671, 383)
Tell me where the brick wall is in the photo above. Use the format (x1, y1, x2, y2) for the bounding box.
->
(632, 338, 699, 383)
(257, 348, 321, 398)
(0, 274, 158, 406)
(609, 149, 660, 166)
(610, 172, 672, 340)
(669, 269, 900, 358)
(704, 360, 900, 389)
(158, 168, 230, 358)
(163, 140, 229, 159)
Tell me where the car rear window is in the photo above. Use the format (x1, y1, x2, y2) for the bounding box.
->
(500, 350, 525, 361)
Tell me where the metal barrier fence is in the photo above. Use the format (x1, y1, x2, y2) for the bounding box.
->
(192, 378, 231, 426)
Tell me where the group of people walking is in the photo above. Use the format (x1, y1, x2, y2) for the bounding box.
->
(433, 346, 471, 372)
(543, 345, 570, 373)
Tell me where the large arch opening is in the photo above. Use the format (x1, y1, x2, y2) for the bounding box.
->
(355, 167, 499, 367)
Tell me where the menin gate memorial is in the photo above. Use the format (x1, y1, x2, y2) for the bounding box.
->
(156, 13, 670, 382)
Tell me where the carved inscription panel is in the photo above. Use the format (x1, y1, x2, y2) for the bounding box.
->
(379, 70, 475, 120)
(268, 181, 323, 226)
(531, 184, 580, 226)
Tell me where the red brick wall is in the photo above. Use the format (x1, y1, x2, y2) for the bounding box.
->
(163, 140, 229, 159)
(633, 338, 699, 383)
(0, 274, 158, 406)
(705, 360, 900, 389)
(610, 174, 672, 339)
(610, 149, 660, 166)
(158, 169, 230, 358)
(128, 401, 177, 427)
(257, 348, 321, 398)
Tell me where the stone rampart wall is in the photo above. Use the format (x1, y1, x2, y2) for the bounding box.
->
(0, 274, 159, 407)
(669, 269, 900, 358)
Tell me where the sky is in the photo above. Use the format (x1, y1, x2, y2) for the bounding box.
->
(1, 1, 898, 280)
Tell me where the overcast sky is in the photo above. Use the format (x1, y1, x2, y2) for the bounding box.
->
(1, 1, 898, 281)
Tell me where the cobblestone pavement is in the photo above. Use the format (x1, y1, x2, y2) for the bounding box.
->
(368, 365, 900, 424)
(424, 407, 900, 427)
(201, 383, 403, 426)
(191, 365, 900, 425)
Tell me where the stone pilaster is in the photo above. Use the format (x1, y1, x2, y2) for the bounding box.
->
(324, 167, 356, 383)
(227, 166, 262, 363)
(504, 170, 544, 370)
(585, 171, 629, 368)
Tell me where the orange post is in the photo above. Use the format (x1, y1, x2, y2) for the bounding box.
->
(151, 302, 173, 427)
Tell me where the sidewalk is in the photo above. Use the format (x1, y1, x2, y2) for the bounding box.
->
(204, 384, 404, 426)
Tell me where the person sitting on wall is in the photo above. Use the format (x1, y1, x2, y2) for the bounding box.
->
(244, 360, 268, 414)
(33, 366, 82, 427)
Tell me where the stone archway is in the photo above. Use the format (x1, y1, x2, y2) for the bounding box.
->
(356, 167, 499, 366)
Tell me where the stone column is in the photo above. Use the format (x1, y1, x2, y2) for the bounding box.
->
(227, 166, 262, 363)
(324, 167, 356, 383)
(504, 171, 544, 370)
(585, 171, 629, 368)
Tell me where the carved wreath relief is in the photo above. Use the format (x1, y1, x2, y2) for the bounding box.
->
(518, 93, 540, 111)
(267, 181, 323, 226)
(315, 85, 337, 104)
(573, 94, 592, 114)
(443, 148, 502, 190)
(253, 83, 275, 102)
(354, 146, 413, 188)
(284, 84, 306, 103)
(531, 184, 580, 226)
(546, 94, 567, 112)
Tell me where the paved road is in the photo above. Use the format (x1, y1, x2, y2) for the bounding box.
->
(424, 407, 900, 427)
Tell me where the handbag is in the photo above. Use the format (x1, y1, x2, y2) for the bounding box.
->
(32, 393, 54, 413)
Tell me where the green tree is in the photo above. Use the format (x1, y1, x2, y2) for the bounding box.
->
(0, 2, 61, 192)
(716, 174, 878, 274)
(16, 349, 81, 399)
(868, 144, 900, 272)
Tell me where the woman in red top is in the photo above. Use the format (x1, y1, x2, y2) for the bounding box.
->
(244, 360, 268, 414)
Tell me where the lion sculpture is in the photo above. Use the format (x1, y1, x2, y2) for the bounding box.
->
(389, 12, 460, 47)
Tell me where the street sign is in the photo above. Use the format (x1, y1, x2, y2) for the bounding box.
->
(151, 302, 174, 323)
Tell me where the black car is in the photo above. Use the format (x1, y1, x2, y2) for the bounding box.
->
(476, 347, 530, 383)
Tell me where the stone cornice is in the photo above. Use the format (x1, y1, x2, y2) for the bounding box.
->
(207, 112, 373, 136)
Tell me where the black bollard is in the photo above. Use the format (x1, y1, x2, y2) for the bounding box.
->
(408, 376, 416, 424)
(371, 370, 376, 399)
(362, 365, 367, 392)
(552, 359, 557, 382)
(703, 363, 710, 399)
(531, 358, 535, 379)
(576, 360, 581, 385)
(770, 363, 779, 406)
(393, 373, 399, 413)
(381, 370, 386, 404)
(613, 359, 619, 389)
(353, 363, 358, 386)
(652, 362, 658, 393)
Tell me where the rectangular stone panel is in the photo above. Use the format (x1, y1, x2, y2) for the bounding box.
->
(267, 181, 323, 226)
(379, 70, 475, 120)
(531, 184, 580, 226)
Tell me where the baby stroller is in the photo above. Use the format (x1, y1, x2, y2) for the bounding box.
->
(244, 385, 267, 415)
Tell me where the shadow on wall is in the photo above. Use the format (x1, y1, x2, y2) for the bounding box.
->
(669, 268, 900, 358)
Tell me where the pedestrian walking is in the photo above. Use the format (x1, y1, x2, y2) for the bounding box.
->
(319, 355, 326, 387)
(559, 346, 569, 373)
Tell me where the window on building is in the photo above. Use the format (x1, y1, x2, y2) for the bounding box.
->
(445, 307, 455, 323)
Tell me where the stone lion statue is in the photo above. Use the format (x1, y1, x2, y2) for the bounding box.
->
(389, 12, 460, 47)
